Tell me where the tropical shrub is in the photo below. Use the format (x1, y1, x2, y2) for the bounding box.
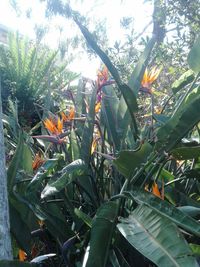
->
(0, 32, 78, 128)
(2, 1, 200, 267)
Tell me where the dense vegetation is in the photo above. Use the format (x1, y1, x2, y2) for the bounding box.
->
(1, 0, 200, 266)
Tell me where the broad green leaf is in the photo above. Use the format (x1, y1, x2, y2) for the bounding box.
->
(172, 70, 195, 94)
(21, 144, 33, 174)
(9, 198, 32, 254)
(0, 261, 36, 267)
(171, 146, 200, 160)
(85, 201, 118, 267)
(70, 128, 80, 161)
(178, 206, 200, 217)
(116, 96, 131, 147)
(7, 134, 23, 192)
(153, 113, 169, 125)
(102, 86, 120, 150)
(7, 134, 33, 191)
(124, 189, 200, 237)
(128, 36, 156, 96)
(118, 204, 198, 267)
(80, 85, 97, 165)
(188, 35, 200, 73)
(41, 159, 86, 198)
(42, 202, 74, 241)
(155, 86, 200, 152)
(113, 143, 152, 179)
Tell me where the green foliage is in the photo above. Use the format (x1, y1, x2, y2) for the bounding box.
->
(85, 202, 118, 267)
(118, 204, 198, 267)
(0, 32, 78, 126)
(188, 35, 200, 73)
(4, 1, 200, 266)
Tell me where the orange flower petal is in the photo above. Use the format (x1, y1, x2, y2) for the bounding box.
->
(44, 118, 58, 135)
(141, 67, 161, 89)
(57, 118, 63, 134)
(32, 153, 44, 170)
(68, 107, 75, 120)
(152, 182, 162, 199)
(95, 102, 101, 113)
(61, 111, 68, 122)
(19, 249, 27, 261)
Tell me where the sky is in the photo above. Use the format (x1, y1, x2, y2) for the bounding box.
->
(0, 0, 153, 78)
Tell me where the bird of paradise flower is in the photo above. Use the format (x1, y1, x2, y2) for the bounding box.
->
(32, 108, 75, 144)
(140, 66, 162, 94)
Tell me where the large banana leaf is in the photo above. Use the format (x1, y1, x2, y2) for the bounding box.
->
(123, 189, 200, 237)
(84, 201, 118, 267)
(118, 204, 198, 267)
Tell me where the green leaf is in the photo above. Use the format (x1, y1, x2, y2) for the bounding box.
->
(124, 189, 200, 237)
(21, 144, 33, 174)
(128, 36, 156, 96)
(155, 86, 200, 152)
(118, 204, 198, 267)
(116, 96, 131, 146)
(80, 85, 97, 165)
(178, 206, 200, 217)
(41, 159, 86, 198)
(189, 243, 200, 256)
(27, 158, 58, 194)
(7, 134, 23, 192)
(85, 201, 118, 267)
(113, 143, 152, 179)
(0, 261, 36, 267)
(70, 129, 80, 161)
(9, 198, 32, 254)
(171, 146, 200, 160)
(102, 86, 120, 150)
(172, 70, 195, 94)
(188, 35, 200, 73)
(74, 208, 92, 228)
(74, 18, 138, 130)
(7, 134, 33, 191)
(42, 202, 74, 241)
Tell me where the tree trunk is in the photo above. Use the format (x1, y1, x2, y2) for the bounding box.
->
(0, 77, 13, 259)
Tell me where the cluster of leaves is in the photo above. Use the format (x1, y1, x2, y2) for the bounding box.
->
(2, 1, 200, 267)
(0, 32, 78, 128)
